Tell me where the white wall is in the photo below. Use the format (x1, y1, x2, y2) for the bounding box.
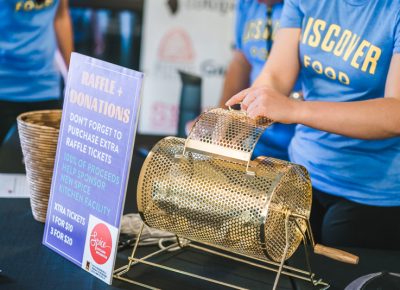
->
(139, 0, 235, 135)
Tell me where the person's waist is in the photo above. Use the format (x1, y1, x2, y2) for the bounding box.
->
(0, 62, 56, 75)
(0, 63, 60, 80)
(290, 143, 400, 201)
(290, 133, 400, 186)
(0, 48, 56, 72)
(0, 73, 60, 101)
(293, 125, 400, 152)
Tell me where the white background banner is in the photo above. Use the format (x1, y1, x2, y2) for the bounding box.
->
(139, 0, 235, 135)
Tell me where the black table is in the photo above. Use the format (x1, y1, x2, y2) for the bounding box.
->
(1, 198, 400, 290)
(1, 134, 399, 290)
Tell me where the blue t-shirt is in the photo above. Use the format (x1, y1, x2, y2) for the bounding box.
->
(280, 0, 400, 206)
(0, 0, 60, 102)
(235, 0, 297, 161)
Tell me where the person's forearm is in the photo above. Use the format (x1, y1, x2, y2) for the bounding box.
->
(54, 1, 73, 66)
(219, 51, 251, 108)
(251, 29, 301, 96)
(295, 97, 400, 139)
(252, 69, 291, 96)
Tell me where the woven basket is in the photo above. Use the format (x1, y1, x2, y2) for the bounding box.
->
(17, 110, 62, 222)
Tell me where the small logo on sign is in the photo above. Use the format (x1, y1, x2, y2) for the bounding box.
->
(85, 261, 91, 271)
(90, 223, 112, 265)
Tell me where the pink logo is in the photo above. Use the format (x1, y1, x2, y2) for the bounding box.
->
(151, 102, 178, 130)
(90, 223, 112, 265)
(158, 28, 195, 62)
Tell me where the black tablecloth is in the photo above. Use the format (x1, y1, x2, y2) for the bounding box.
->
(1, 198, 400, 290)
(0, 199, 298, 290)
(1, 134, 399, 290)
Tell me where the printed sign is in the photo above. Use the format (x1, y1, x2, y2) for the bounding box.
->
(43, 52, 143, 284)
(139, 0, 235, 135)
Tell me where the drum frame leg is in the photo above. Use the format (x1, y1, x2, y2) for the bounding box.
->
(272, 211, 291, 290)
(113, 220, 330, 290)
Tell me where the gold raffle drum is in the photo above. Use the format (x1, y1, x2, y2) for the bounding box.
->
(114, 109, 358, 290)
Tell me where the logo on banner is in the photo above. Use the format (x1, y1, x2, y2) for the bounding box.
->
(89, 223, 112, 265)
(167, 0, 179, 15)
(184, 0, 235, 15)
(158, 28, 195, 62)
(154, 28, 196, 80)
(201, 59, 227, 77)
(150, 102, 178, 131)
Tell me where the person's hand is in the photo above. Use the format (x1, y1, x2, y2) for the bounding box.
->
(225, 86, 301, 124)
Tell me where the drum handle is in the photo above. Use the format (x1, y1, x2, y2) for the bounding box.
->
(305, 217, 359, 264)
(294, 213, 359, 265)
(180, 108, 272, 176)
(314, 244, 359, 265)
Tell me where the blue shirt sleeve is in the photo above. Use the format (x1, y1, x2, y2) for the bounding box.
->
(393, 10, 400, 54)
(235, 0, 245, 51)
(280, 0, 303, 29)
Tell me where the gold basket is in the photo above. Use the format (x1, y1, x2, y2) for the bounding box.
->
(17, 110, 61, 222)
(115, 108, 358, 290)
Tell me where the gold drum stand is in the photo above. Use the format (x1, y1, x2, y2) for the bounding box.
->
(114, 109, 359, 290)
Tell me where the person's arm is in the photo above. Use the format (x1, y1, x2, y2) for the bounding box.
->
(252, 28, 301, 96)
(54, 0, 73, 66)
(293, 56, 400, 139)
(218, 50, 251, 108)
(226, 29, 400, 140)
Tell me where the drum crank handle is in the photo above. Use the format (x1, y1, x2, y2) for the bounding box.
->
(314, 244, 359, 265)
(292, 214, 359, 265)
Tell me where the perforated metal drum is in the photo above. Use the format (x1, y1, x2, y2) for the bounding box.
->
(137, 109, 312, 262)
